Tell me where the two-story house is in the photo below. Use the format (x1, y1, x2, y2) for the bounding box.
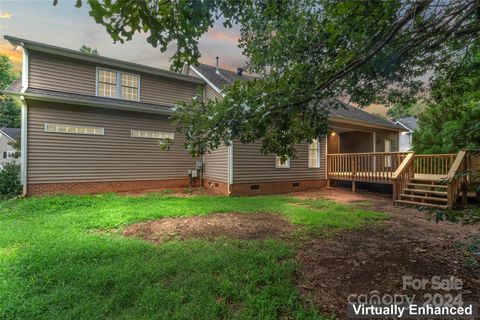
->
(5, 35, 405, 197)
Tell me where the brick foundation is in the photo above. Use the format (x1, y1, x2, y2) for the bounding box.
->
(230, 179, 327, 196)
(202, 179, 229, 195)
(27, 178, 327, 197)
(27, 179, 191, 196)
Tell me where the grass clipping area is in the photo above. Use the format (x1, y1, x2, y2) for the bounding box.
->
(0, 193, 386, 319)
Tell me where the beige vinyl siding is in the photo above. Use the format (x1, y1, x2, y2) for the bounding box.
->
(201, 78, 227, 183)
(233, 139, 327, 183)
(29, 51, 95, 95)
(375, 131, 399, 152)
(204, 85, 222, 100)
(29, 50, 201, 106)
(140, 73, 200, 106)
(27, 101, 197, 184)
(203, 146, 229, 183)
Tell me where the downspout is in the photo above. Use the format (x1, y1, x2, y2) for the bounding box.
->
(20, 96, 28, 196)
(227, 142, 233, 195)
(20, 45, 29, 196)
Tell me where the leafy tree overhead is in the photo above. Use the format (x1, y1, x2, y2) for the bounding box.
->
(67, 0, 480, 157)
(386, 102, 426, 120)
(0, 54, 20, 128)
(414, 43, 480, 154)
(79, 45, 99, 55)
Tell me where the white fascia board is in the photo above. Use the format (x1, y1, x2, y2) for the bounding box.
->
(21, 46, 29, 93)
(394, 120, 413, 133)
(189, 66, 224, 97)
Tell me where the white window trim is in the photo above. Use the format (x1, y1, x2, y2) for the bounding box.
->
(44, 123, 105, 136)
(96, 67, 141, 101)
(308, 138, 321, 168)
(275, 155, 291, 169)
(130, 130, 175, 140)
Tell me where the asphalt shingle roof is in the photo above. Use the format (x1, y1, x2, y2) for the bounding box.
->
(6, 78, 22, 93)
(194, 64, 399, 130)
(1, 128, 21, 141)
(330, 102, 400, 129)
(7, 85, 173, 114)
(193, 64, 255, 90)
(396, 117, 418, 131)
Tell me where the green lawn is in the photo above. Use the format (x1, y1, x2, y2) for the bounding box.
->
(0, 192, 386, 319)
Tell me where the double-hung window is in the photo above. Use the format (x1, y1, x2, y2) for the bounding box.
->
(308, 138, 320, 168)
(97, 68, 140, 101)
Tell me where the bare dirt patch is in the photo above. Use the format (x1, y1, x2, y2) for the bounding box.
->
(123, 213, 296, 243)
(294, 188, 480, 318)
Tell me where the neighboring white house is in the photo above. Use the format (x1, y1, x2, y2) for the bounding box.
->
(0, 128, 21, 169)
(394, 117, 417, 151)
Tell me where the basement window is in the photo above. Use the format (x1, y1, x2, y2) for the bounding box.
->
(45, 124, 104, 136)
(250, 184, 260, 190)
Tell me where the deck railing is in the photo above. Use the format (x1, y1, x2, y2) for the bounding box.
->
(391, 150, 470, 207)
(392, 153, 416, 201)
(446, 151, 468, 206)
(327, 152, 410, 186)
(414, 154, 456, 175)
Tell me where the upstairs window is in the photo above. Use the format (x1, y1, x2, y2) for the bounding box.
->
(97, 68, 140, 101)
(98, 69, 117, 98)
(308, 138, 320, 168)
(121, 73, 139, 101)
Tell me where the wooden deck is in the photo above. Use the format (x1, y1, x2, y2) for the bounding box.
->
(329, 172, 447, 184)
(327, 151, 474, 208)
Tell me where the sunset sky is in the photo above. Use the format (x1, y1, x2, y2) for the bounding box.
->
(0, 0, 245, 72)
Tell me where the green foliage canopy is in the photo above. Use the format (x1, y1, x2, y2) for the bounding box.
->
(414, 44, 480, 154)
(79, 45, 99, 55)
(70, 0, 480, 157)
(0, 54, 20, 128)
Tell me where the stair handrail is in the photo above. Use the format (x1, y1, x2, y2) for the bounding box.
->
(392, 152, 415, 201)
(446, 150, 468, 206)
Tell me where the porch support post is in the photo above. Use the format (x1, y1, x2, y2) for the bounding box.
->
(352, 156, 356, 192)
(372, 131, 376, 172)
(461, 160, 468, 206)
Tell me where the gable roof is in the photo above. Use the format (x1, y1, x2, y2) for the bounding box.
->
(4, 35, 204, 85)
(0, 128, 21, 141)
(395, 117, 418, 132)
(192, 64, 401, 131)
(191, 63, 255, 91)
(330, 102, 400, 130)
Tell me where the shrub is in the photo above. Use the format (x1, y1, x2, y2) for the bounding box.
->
(0, 162, 22, 198)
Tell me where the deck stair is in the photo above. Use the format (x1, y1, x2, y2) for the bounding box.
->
(396, 178, 449, 209)
(392, 151, 470, 209)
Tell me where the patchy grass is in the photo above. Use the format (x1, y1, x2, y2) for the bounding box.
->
(0, 193, 385, 319)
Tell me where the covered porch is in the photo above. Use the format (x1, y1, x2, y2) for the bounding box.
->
(324, 120, 473, 208)
(326, 121, 407, 189)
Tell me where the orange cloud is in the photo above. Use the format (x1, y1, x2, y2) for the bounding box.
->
(205, 30, 239, 44)
(0, 11, 12, 19)
(0, 43, 22, 71)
